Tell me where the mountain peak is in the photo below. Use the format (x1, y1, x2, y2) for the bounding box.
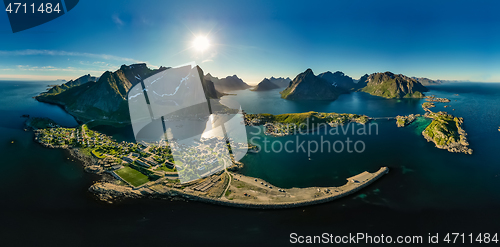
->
(35, 64, 222, 123)
(281, 68, 343, 100)
(361, 72, 428, 98)
(210, 74, 250, 92)
(120, 63, 147, 71)
(304, 68, 314, 75)
(317, 70, 354, 92)
(251, 78, 280, 91)
(266, 76, 292, 88)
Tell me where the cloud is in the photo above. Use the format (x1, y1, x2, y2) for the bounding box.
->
(0, 74, 74, 81)
(197, 51, 218, 64)
(79, 60, 118, 70)
(14, 64, 106, 74)
(0, 49, 143, 63)
(0, 50, 162, 80)
(112, 14, 124, 26)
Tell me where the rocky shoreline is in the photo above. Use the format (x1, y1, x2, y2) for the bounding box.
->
(422, 112, 473, 155)
(30, 122, 387, 207)
(88, 167, 389, 209)
(244, 112, 370, 137)
(396, 114, 420, 127)
(33, 129, 105, 174)
(34, 97, 131, 127)
(421, 102, 436, 112)
(25, 117, 61, 130)
(425, 96, 451, 103)
(89, 182, 147, 202)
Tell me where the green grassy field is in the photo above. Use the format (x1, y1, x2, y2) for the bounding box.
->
(115, 167, 150, 187)
(155, 165, 177, 172)
(91, 149, 106, 159)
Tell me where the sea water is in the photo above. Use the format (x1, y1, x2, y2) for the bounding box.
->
(2, 80, 500, 246)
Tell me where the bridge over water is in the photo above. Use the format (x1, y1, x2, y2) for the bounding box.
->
(370, 117, 397, 120)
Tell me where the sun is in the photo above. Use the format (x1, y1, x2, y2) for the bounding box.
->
(192, 36, 210, 52)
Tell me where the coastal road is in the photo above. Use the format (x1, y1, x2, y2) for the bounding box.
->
(221, 159, 232, 199)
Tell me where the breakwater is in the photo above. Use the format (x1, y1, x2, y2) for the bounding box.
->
(161, 167, 389, 209)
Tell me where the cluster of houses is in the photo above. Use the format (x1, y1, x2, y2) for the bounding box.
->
(135, 157, 161, 168)
(35, 128, 75, 146)
(244, 115, 265, 126)
(96, 157, 122, 170)
(37, 125, 176, 173)
(36, 124, 250, 186)
(168, 136, 229, 178)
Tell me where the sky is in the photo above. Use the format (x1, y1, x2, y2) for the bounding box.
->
(1, 0, 500, 84)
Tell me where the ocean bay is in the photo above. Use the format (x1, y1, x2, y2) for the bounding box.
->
(224, 85, 500, 210)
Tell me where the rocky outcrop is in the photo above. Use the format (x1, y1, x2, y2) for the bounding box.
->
(422, 102, 436, 112)
(396, 114, 420, 127)
(89, 182, 144, 202)
(425, 96, 451, 103)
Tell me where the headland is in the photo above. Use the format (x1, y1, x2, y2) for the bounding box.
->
(29, 117, 388, 207)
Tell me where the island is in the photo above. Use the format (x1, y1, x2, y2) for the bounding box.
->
(244, 110, 472, 155)
(395, 114, 420, 127)
(422, 111, 473, 154)
(392, 98, 472, 154)
(244, 111, 370, 136)
(425, 95, 451, 103)
(422, 102, 436, 112)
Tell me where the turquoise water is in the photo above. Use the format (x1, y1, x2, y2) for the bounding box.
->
(409, 117, 432, 135)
